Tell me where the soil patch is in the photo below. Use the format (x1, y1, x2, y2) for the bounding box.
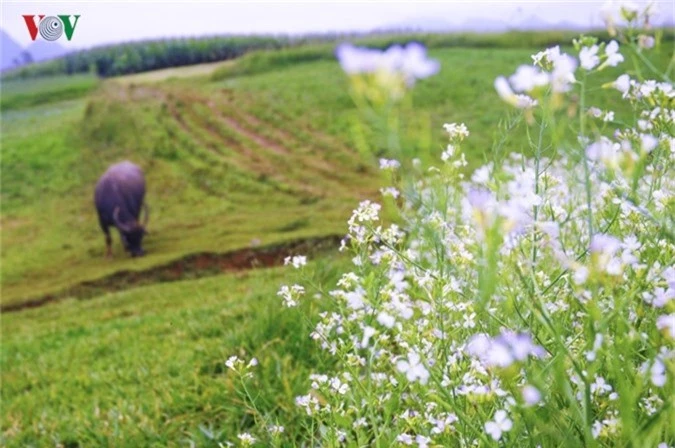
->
(1, 235, 341, 313)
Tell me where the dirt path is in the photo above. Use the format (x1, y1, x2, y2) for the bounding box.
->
(1, 235, 341, 313)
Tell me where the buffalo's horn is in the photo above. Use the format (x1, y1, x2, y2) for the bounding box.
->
(113, 206, 134, 232)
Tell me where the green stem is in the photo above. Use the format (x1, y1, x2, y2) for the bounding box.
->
(579, 73, 595, 238)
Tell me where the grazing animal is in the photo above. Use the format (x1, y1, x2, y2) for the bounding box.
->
(94, 161, 149, 257)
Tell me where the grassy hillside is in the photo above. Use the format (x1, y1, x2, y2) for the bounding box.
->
(3, 44, 673, 307)
(0, 74, 99, 110)
(1, 75, 375, 307)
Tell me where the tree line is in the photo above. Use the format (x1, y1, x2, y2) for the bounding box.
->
(3, 36, 290, 79)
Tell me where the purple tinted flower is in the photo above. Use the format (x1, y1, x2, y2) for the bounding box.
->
(335, 43, 379, 74)
(589, 234, 622, 255)
(522, 385, 542, 406)
(400, 42, 440, 83)
(379, 44, 404, 72)
(467, 330, 544, 368)
(467, 188, 494, 211)
(466, 333, 491, 357)
(498, 331, 546, 360)
(335, 42, 439, 85)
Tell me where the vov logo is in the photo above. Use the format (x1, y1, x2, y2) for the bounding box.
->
(22, 15, 81, 41)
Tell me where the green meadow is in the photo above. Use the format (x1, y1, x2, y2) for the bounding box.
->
(1, 36, 673, 446)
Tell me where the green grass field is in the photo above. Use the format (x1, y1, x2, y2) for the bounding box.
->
(2, 257, 346, 446)
(1, 37, 673, 446)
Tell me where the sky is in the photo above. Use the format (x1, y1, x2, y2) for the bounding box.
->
(1, 1, 673, 50)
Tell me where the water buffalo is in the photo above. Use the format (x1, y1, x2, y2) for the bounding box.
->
(94, 161, 149, 257)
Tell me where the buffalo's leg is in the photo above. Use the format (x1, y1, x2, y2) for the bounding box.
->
(102, 227, 112, 258)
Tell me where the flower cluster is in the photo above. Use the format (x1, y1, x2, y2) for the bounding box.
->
(495, 45, 579, 111)
(276, 284, 305, 308)
(336, 42, 440, 87)
(274, 38, 672, 446)
(284, 122, 671, 446)
(228, 17, 672, 448)
(335, 42, 439, 104)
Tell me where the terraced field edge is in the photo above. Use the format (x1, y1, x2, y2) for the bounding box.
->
(1, 234, 341, 313)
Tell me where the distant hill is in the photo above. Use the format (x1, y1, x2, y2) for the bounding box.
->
(375, 16, 512, 33)
(25, 40, 68, 62)
(456, 17, 510, 33)
(375, 17, 456, 33)
(1, 30, 24, 71)
(378, 11, 674, 34)
(376, 15, 593, 33)
(1, 31, 69, 72)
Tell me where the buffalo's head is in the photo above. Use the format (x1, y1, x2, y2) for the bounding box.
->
(114, 205, 149, 257)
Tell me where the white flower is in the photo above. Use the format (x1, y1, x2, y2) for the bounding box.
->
(656, 314, 674, 338)
(590, 234, 622, 255)
(532, 45, 565, 69)
(591, 376, 613, 395)
(586, 137, 621, 167)
(336, 44, 379, 74)
(462, 312, 476, 329)
(494, 76, 538, 109)
(415, 435, 431, 448)
(443, 122, 470, 140)
(651, 358, 666, 387)
(638, 35, 655, 49)
(441, 144, 455, 161)
(580, 45, 600, 70)
(613, 74, 631, 95)
(653, 288, 674, 308)
(522, 385, 542, 406)
(336, 42, 439, 86)
(237, 433, 256, 445)
(550, 52, 577, 93)
(225, 355, 257, 376)
(574, 266, 590, 285)
(225, 356, 240, 370)
(379, 158, 401, 170)
(284, 255, 307, 269)
(531, 49, 547, 66)
(399, 42, 441, 85)
(640, 134, 658, 152)
(509, 65, 549, 92)
(277, 284, 305, 307)
(350, 200, 381, 223)
(377, 311, 396, 328)
(381, 187, 400, 199)
(467, 331, 544, 368)
(588, 234, 625, 276)
(588, 107, 603, 118)
(604, 40, 624, 67)
(485, 410, 513, 441)
(592, 420, 603, 439)
(295, 394, 320, 415)
(269, 425, 284, 435)
(430, 413, 458, 434)
(329, 376, 349, 394)
(360, 326, 377, 348)
(396, 352, 430, 384)
(471, 166, 490, 184)
(396, 434, 414, 445)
